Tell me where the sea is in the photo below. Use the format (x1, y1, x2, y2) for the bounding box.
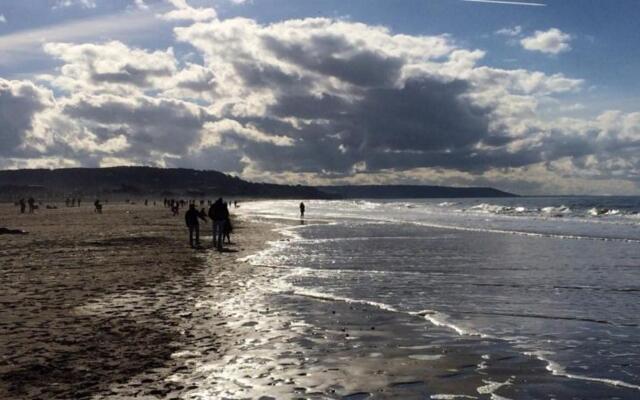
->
(234, 196, 640, 397)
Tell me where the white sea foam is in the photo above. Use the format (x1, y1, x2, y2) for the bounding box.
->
(588, 207, 622, 216)
(525, 350, 640, 391)
(477, 378, 513, 400)
(411, 309, 490, 338)
(541, 205, 572, 216)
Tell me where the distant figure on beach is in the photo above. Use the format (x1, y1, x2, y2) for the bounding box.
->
(19, 198, 26, 214)
(94, 199, 102, 213)
(28, 197, 36, 213)
(300, 202, 305, 218)
(208, 198, 228, 251)
(185, 204, 206, 248)
(172, 202, 179, 216)
(77, 198, 81, 207)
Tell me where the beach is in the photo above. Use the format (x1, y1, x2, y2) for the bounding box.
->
(0, 202, 270, 399)
(2, 199, 640, 399)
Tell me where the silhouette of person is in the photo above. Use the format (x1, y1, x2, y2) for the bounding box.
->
(300, 202, 305, 218)
(185, 204, 206, 248)
(27, 197, 35, 213)
(19, 198, 26, 214)
(223, 202, 232, 244)
(94, 199, 102, 213)
(208, 198, 228, 251)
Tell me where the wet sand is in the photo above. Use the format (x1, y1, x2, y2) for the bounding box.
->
(2, 203, 636, 399)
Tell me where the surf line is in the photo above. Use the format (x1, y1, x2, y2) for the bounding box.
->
(525, 351, 640, 391)
(335, 213, 640, 244)
(286, 288, 640, 392)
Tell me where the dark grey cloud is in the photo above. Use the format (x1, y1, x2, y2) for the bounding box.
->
(263, 34, 403, 87)
(63, 94, 205, 156)
(233, 77, 506, 174)
(91, 63, 174, 87)
(0, 79, 50, 156)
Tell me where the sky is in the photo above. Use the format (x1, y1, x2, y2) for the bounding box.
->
(1, 0, 639, 194)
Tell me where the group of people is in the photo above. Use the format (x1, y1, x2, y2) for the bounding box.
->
(184, 197, 233, 250)
(64, 198, 82, 207)
(16, 198, 37, 214)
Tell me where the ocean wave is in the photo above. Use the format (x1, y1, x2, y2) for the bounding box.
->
(525, 350, 640, 391)
(588, 207, 622, 216)
(540, 205, 572, 216)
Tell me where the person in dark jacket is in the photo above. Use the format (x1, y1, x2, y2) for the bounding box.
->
(208, 198, 228, 251)
(185, 204, 206, 248)
(223, 202, 232, 244)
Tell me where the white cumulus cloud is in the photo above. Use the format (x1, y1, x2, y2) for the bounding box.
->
(496, 25, 522, 37)
(159, 0, 217, 22)
(520, 28, 572, 54)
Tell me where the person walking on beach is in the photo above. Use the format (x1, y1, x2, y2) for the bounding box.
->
(223, 202, 232, 244)
(208, 198, 228, 251)
(300, 202, 305, 218)
(185, 204, 206, 248)
(27, 197, 37, 213)
(19, 198, 26, 214)
(94, 199, 102, 213)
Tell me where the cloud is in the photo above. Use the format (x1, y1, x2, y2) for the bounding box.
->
(61, 93, 207, 158)
(0, 10, 162, 67)
(43, 41, 178, 93)
(158, 0, 217, 22)
(495, 25, 522, 37)
(0, 79, 54, 156)
(171, 17, 590, 177)
(521, 28, 572, 54)
(0, 14, 6, 24)
(134, 0, 149, 10)
(54, 0, 97, 9)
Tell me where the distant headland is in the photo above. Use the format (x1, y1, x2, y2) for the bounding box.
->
(0, 167, 516, 200)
